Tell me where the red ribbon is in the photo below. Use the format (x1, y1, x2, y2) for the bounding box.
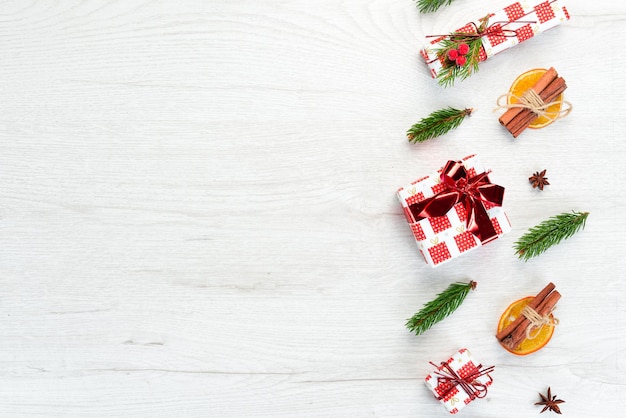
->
(430, 360, 495, 401)
(408, 160, 504, 244)
(425, 18, 536, 65)
(427, 20, 532, 43)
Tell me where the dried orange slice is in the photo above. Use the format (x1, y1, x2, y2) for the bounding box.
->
(496, 296, 555, 356)
(507, 68, 563, 129)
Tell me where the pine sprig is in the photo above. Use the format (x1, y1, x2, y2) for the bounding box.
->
(407, 107, 472, 143)
(514, 211, 590, 261)
(406, 281, 476, 336)
(435, 38, 482, 87)
(417, 0, 456, 13)
(434, 16, 489, 87)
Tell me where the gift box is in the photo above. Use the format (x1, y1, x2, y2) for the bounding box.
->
(420, 0, 570, 84)
(397, 155, 511, 267)
(425, 348, 494, 415)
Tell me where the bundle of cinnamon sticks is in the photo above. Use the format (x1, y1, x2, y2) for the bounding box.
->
(499, 68, 567, 138)
(496, 282, 560, 350)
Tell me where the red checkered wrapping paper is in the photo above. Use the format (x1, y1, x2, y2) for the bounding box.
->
(420, 0, 570, 81)
(425, 348, 494, 415)
(396, 155, 511, 267)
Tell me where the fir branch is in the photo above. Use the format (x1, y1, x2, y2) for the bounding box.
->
(407, 107, 472, 143)
(514, 211, 589, 261)
(406, 281, 476, 336)
(416, 0, 456, 13)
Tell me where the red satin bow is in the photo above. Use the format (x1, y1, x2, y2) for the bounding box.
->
(430, 361, 495, 401)
(408, 160, 504, 244)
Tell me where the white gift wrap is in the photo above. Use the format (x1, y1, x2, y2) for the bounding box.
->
(397, 155, 511, 267)
(424, 348, 494, 414)
(421, 0, 570, 80)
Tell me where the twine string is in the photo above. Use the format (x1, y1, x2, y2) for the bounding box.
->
(520, 305, 559, 340)
(495, 89, 573, 121)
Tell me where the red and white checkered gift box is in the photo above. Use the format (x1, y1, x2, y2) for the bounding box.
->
(425, 348, 494, 414)
(421, 0, 570, 81)
(397, 155, 511, 267)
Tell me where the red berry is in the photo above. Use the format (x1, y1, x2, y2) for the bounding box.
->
(458, 43, 470, 55)
(447, 49, 459, 61)
(456, 55, 467, 66)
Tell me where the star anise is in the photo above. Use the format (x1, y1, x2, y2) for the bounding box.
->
(535, 387, 565, 414)
(529, 169, 550, 190)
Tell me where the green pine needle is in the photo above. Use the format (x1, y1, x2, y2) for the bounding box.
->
(417, 0, 456, 13)
(435, 38, 482, 87)
(407, 107, 472, 143)
(434, 16, 489, 87)
(406, 281, 476, 336)
(514, 211, 589, 261)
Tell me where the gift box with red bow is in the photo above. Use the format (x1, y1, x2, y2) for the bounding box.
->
(420, 0, 570, 85)
(396, 155, 511, 267)
(425, 348, 494, 414)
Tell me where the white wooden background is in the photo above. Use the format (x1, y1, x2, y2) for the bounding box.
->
(1, 0, 625, 416)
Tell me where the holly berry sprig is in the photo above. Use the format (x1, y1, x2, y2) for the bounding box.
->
(446, 42, 470, 67)
(434, 16, 489, 87)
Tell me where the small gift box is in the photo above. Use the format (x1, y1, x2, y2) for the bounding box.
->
(421, 0, 570, 86)
(425, 348, 494, 415)
(397, 155, 511, 267)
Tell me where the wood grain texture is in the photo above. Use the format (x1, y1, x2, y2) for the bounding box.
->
(1, 0, 625, 416)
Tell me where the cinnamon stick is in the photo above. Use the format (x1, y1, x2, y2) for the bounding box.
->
(498, 67, 558, 127)
(506, 77, 566, 134)
(509, 78, 567, 138)
(504, 290, 561, 350)
(496, 282, 555, 341)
